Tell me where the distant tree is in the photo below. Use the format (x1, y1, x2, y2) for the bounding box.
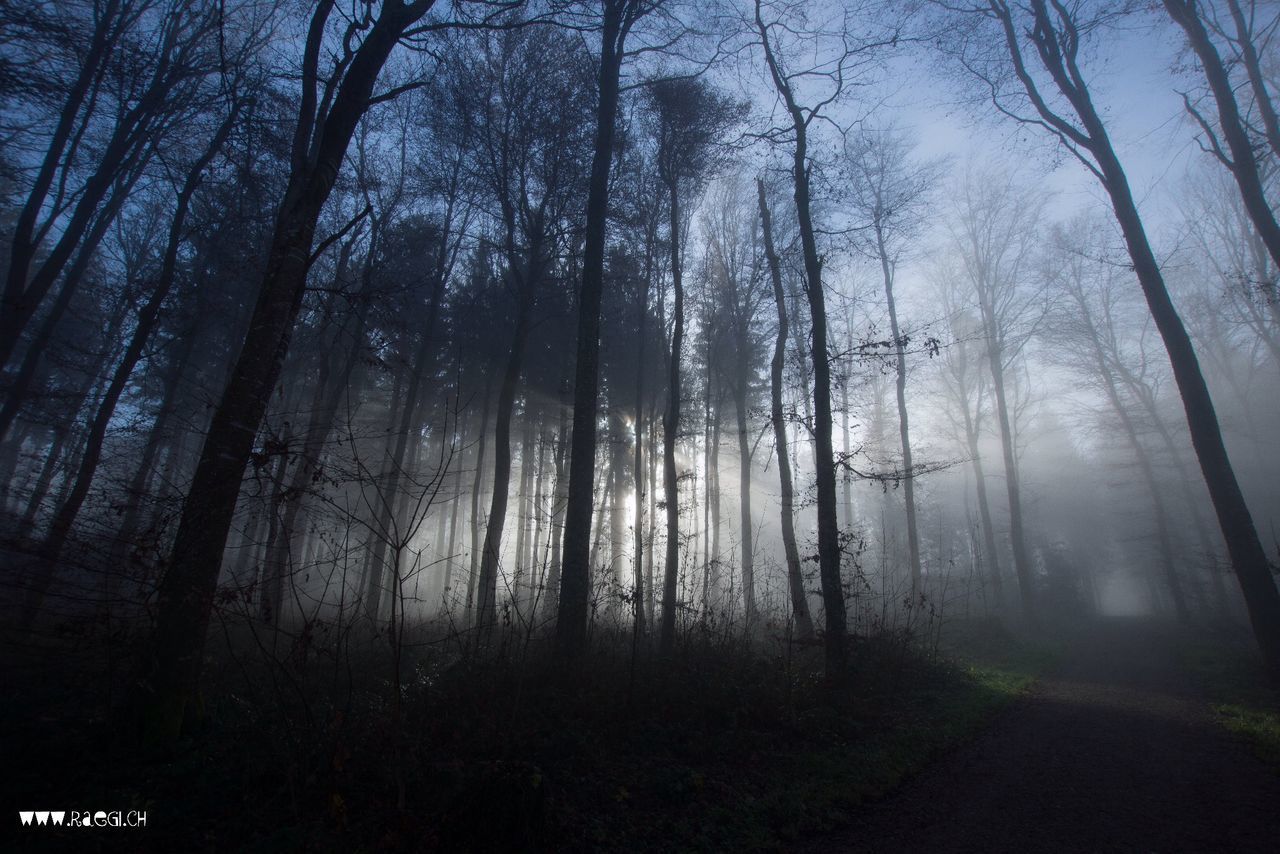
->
(944, 168, 1045, 626)
(931, 263, 1003, 611)
(842, 126, 944, 597)
(1044, 218, 1191, 623)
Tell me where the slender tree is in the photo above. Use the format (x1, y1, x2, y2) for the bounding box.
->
(758, 177, 815, 639)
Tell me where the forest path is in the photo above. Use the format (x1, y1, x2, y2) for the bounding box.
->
(804, 618, 1280, 853)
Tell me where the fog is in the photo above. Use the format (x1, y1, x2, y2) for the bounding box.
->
(3, 0, 1279, 849)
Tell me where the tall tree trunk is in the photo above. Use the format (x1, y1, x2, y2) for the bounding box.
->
(733, 376, 755, 626)
(514, 407, 536, 611)
(608, 407, 630, 618)
(476, 303, 534, 640)
(998, 0, 1280, 670)
(707, 401, 722, 606)
(646, 405, 658, 623)
(544, 388, 570, 615)
(141, 0, 437, 745)
(528, 420, 548, 619)
(758, 179, 814, 640)
(466, 379, 494, 621)
(981, 318, 1036, 625)
(555, 0, 632, 658)
(659, 176, 686, 653)
(441, 410, 468, 614)
(840, 352, 854, 533)
(632, 302, 649, 634)
(756, 3, 848, 672)
(962, 401, 1003, 611)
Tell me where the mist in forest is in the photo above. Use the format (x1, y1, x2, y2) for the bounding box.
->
(3, 0, 1280, 850)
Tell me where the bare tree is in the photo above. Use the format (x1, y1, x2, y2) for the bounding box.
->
(843, 125, 944, 596)
(932, 264, 1003, 611)
(753, 0, 900, 674)
(471, 25, 592, 640)
(141, 0, 441, 746)
(946, 0, 1280, 670)
(944, 167, 1044, 625)
(1045, 218, 1191, 623)
(1163, 0, 1280, 272)
(758, 176, 815, 639)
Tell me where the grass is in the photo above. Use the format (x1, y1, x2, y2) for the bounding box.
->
(1179, 634, 1280, 768)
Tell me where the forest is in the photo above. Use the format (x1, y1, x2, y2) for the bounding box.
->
(3, 0, 1280, 850)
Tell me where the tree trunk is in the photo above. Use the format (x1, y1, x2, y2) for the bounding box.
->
(608, 407, 630, 618)
(632, 298, 649, 634)
(758, 178, 814, 640)
(877, 226, 922, 595)
(514, 407, 536, 611)
(544, 389, 570, 614)
(475, 303, 534, 640)
(733, 374, 755, 626)
(466, 379, 494, 620)
(555, 2, 630, 657)
(756, 9, 848, 672)
(140, 0, 436, 745)
(981, 318, 1036, 625)
(659, 170, 687, 653)
(962, 402, 1003, 611)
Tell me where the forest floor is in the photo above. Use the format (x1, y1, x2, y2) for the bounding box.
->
(799, 617, 1280, 853)
(4, 615, 1277, 852)
(3, 613, 1046, 853)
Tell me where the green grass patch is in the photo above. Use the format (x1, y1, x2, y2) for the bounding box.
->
(1180, 635, 1280, 768)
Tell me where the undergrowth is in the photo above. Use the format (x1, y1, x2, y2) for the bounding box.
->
(4, 617, 1047, 852)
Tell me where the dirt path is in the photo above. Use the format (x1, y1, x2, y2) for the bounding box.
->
(805, 618, 1280, 853)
